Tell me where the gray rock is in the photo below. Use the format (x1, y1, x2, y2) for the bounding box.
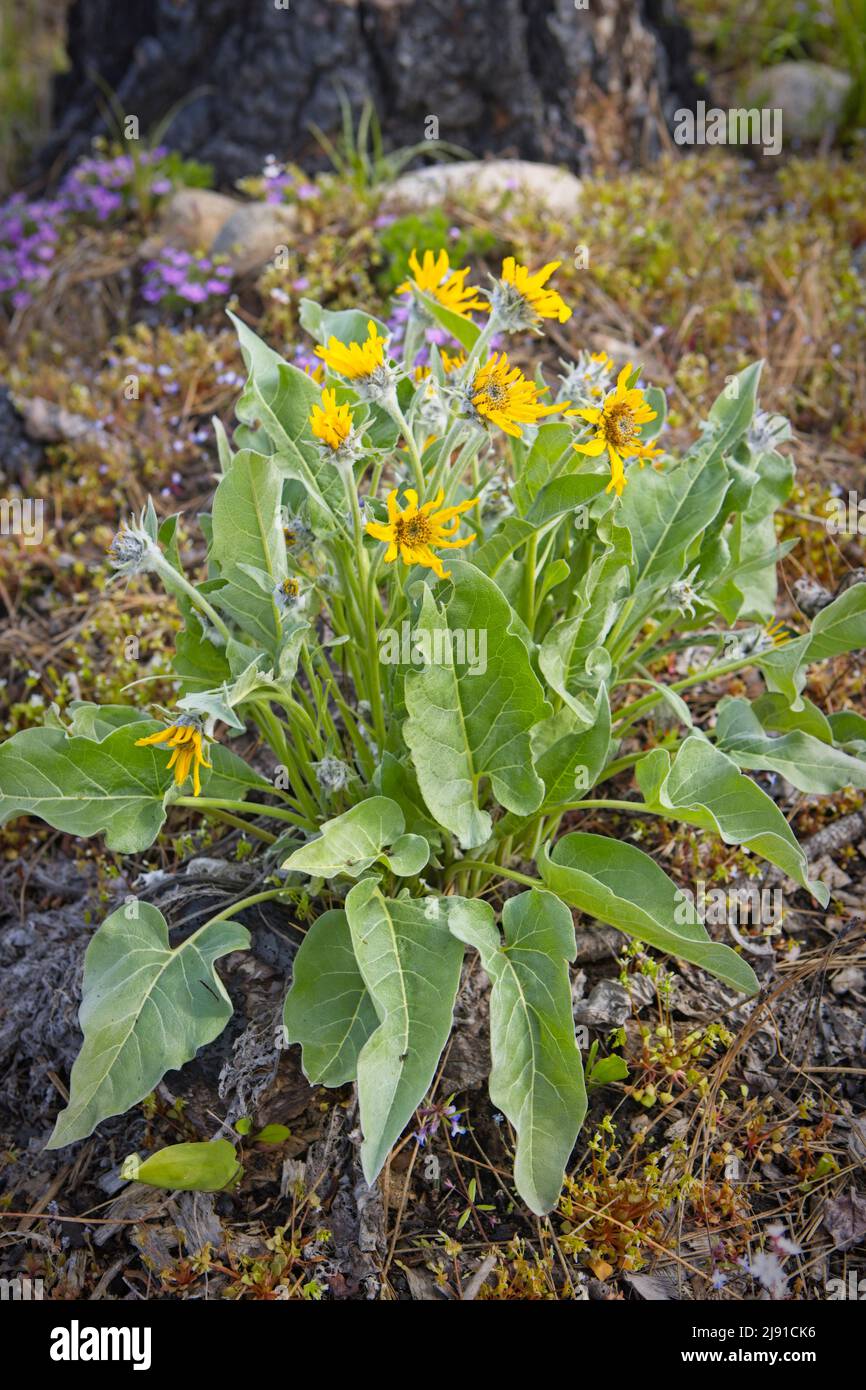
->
(742, 62, 852, 143)
(574, 979, 632, 1027)
(140, 188, 240, 257)
(383, 159, 582, 221)
(210, 202, 299, 276)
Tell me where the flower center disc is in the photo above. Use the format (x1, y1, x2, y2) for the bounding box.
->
(396, 514, 433, 546)
(603, 402, 637, 448)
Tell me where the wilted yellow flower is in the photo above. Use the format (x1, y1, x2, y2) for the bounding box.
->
(136, 718, 212, 797)
(498, 257, 572, 325)
(315, 320, 387, 380)
(765, 618, 797, 647)
(365, 487, 477, 579)
(572, 361, 658, 496)
(469, 352, 571, 438)
(309, 388, 354, 450)
(398, 248, 487, 319)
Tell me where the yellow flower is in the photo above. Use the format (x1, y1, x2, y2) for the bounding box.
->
(309, 388, 354, 450)
(441, 349, 466, 372)
(499, 257, 572, 324)
(765, 618, 797, 647)
(365, 488, 477, 579)
(469, 352, 571, 438)
(135, 719, 212, 797)
(315, 320, 387, 380)
(413, 349, 466, 384)
(302, 363, 325, 385)
(572, 362, 658, 496)
(398, 248, 487, 319)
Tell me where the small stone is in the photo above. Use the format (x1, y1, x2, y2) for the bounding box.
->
(211, 202, 299, 276)
(573, 979, 631, 1027)
(140, 188, 241, 257)
(383, 159, 582, 220)
(742, 63, 852, 143)
(830, 966, 865, 996)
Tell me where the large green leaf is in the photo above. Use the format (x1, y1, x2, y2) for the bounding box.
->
(298, 300, 390, 351)
(715, 698, 866, 798)
(538, 834, 759, 994)
(345, 880, 467, 1184)
(702, 362, 763, 459)
(403, 561, 548, 848)
(282, 796, 415, 878)
(756, 584, 866, 708)
(230, 310, 322, 456)
(413, 288, 481, 352)
(531, 683, 612, 810)
(636, 736, 829, 902)
(283, 909, 378, 1085)
(512, 422, 575, 513)
(0, 721, 270, 852)
(473, 474, 605, 578)
(619, 453, 730, 591)
(449, 890, 586, 1215)
(210, 450, 286, 651)
(48, 902, 248, 1148)
(64, 703, 150, 739)
(805, 582, 866, 662)
(827, 710, 866, 753)
(540, 522, 632, 703)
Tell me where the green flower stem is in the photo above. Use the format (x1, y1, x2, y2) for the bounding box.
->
(621, 613, 682, 671)
(461, 316, 497, 382)
(442, 860, 540, 890)
(389, 401, 426, 494)
(175, 796, 312, 829)
(428, 418, 466, 499)
(309, 649, 376, 777)
(250, 701, 321, 821)
(153, 554, 233, 646)
(613, 652, 762, 731)
(203, 888, 297, 929)
(598, 750, 645, 781)
(204, 809, 277, 844)
(443, 434, 484, 508)
(523, 532, 539, 631)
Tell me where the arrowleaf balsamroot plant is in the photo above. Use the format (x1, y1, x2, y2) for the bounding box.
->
(3, 251, 866, 1216)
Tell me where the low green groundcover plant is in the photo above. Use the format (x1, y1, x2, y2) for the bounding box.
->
(3, 250, 865, 1215)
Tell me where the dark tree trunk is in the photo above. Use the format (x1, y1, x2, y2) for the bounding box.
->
(37, 0, 701, 185)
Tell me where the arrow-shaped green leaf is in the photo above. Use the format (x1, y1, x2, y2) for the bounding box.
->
(403, 561, 548, 848)
(283, 796, 406, 879)
(538, 834, 759, 994)
(636, 736, 829, 903)
(283, 909, 377, 1085)
(448, 890, 586, 1215)
(345, 880, 467, 1185)
(48, 901, 249, 1148)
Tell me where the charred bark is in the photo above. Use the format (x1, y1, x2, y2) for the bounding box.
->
(37, 0, 701, 183)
